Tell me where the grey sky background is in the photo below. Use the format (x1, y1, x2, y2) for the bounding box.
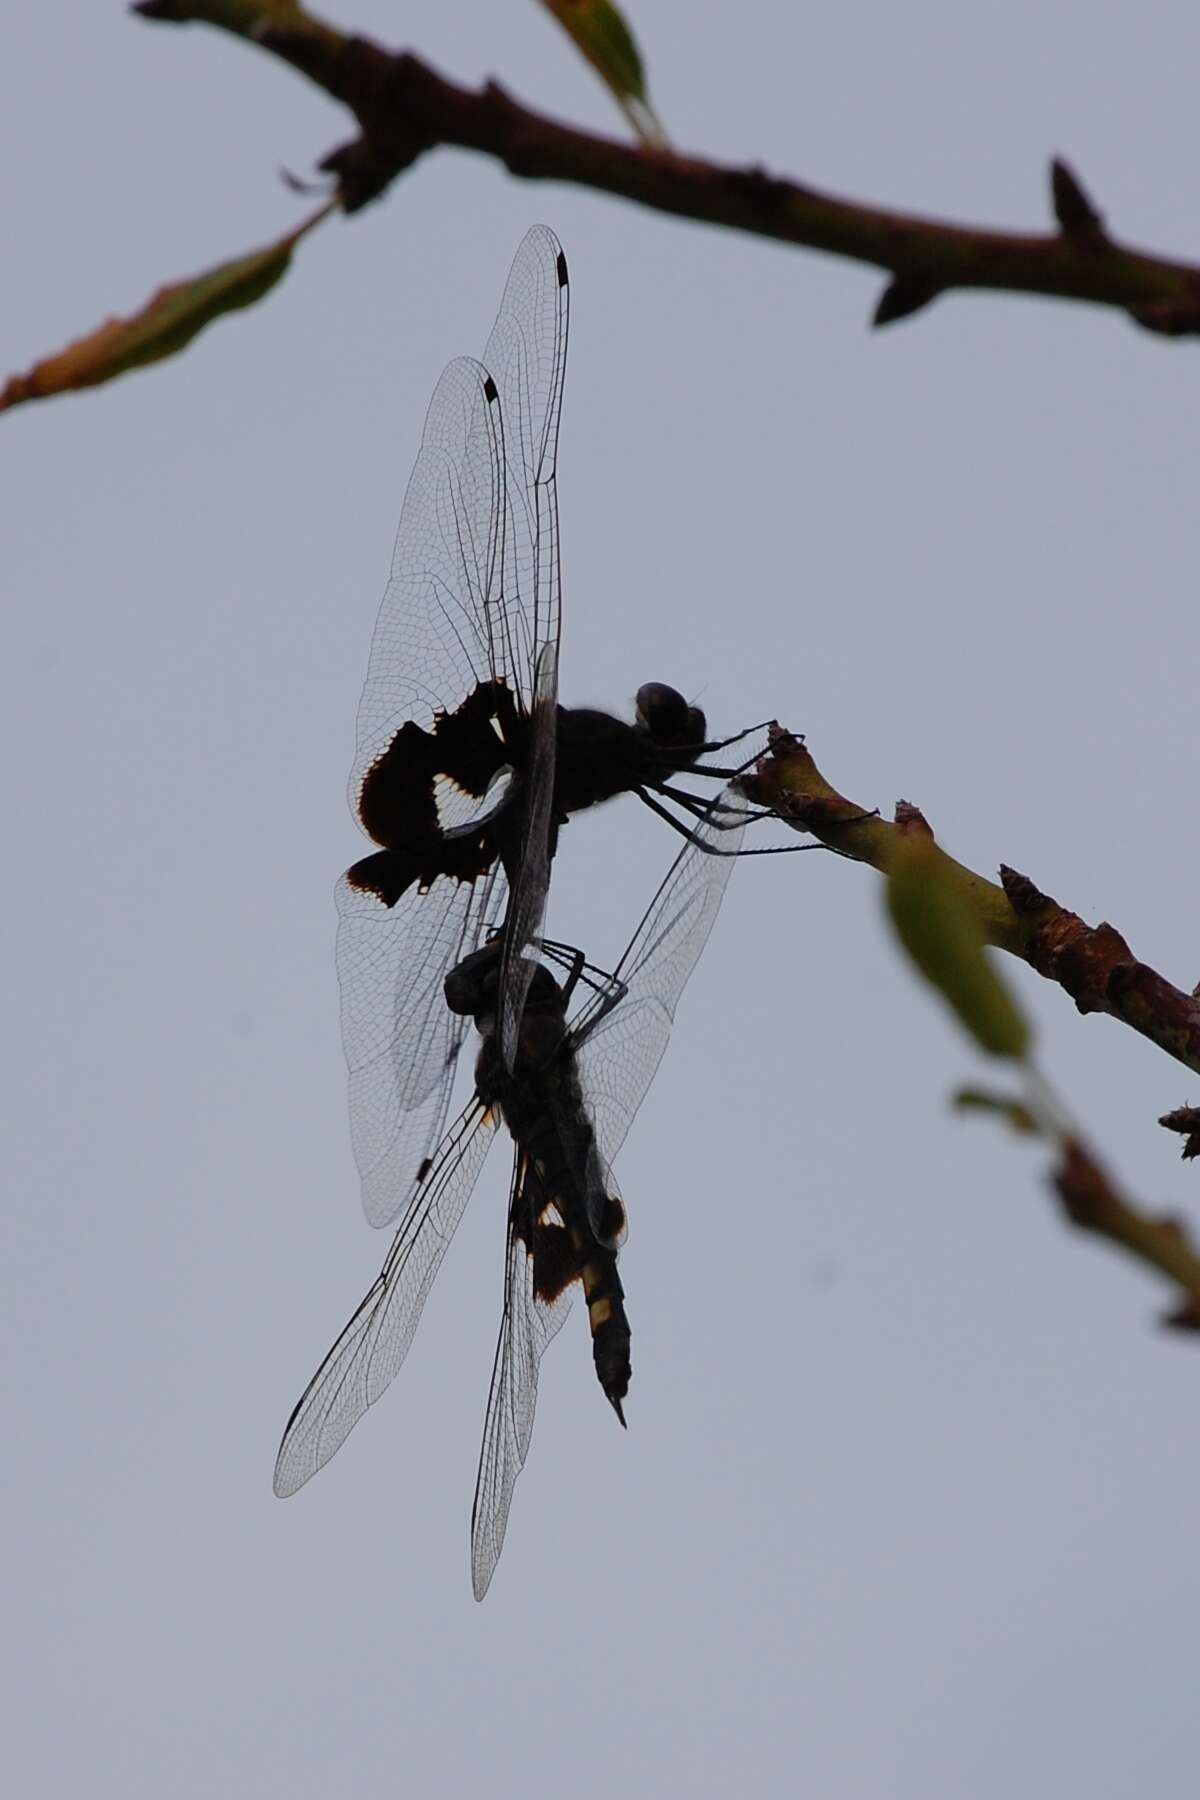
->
(6, 4, 1200, 1794)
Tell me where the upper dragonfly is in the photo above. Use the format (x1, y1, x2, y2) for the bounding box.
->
(339, 226, 752, 1229)
(278, 784, 750, 1599)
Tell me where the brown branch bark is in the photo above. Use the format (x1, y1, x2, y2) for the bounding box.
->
(958, 1093, 1200, 1329)
(1052, 1136, 1200, 1332)
(134, 1, 1200, 336)
(743, 732, 1200, 1084)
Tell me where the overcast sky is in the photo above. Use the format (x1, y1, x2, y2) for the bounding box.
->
(7, 4, 1200, 1795)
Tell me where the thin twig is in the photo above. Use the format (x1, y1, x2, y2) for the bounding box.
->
(959, 1087, 1200, 1331)
(133, 2, 1200, 336)
(744, 731, 1200, 1080)
(1052, 1137, 1200, 1331)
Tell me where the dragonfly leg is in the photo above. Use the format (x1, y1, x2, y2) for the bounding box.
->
(635, 787, 854, 859)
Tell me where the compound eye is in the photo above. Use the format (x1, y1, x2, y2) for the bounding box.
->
(684, 705, 707, 745)
(635, 682, 689, 740)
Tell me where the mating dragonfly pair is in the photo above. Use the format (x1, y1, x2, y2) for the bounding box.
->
(275, 228, 770, 1598)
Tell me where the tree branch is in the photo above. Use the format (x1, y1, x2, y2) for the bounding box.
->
(1052, 1135, 1200, 1329)
(744, 731, 1200, 1084)
(960, 1089, 1200, 1331)
(134, 2, 1200, 335)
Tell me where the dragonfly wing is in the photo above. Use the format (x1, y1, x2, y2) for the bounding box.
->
(470, 1152, 575, 1601)
(352, 353, 509, 816)
(338, 231, 570, 1218)
(498, 638, 559, 1072)
(337, 862, 504, 1226)
(481, 224, 569, 696)
(573, 785, 751, 1179)
(274, 1100, 498, 1498)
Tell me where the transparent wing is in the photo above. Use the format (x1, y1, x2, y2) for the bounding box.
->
(352, 353, 507, 820)
(573, 784, 751, 1177)
(274, 1100, 498, 1499)
(352, 225, 568, 800)
(498, 638, 559, 1073)
(337, 229, 569, 1219)
(336, 863, 504, 1227)
(480, 224, 569, 696)
(470, 1157, 575, 1602)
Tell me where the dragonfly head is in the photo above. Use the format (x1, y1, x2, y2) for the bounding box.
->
(635, 683, 707, 749)
(444, 941, 563, 1024)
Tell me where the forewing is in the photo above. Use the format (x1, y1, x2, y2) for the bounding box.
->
(274, 1100, 498, 1499)
(352, 353, 512, 829)
(481, 225, 569, 696)
(337, 863, 504, 1226)
(470, 1154, 575, 1601)
(573, 785, 750, 1178)
(337, 230, 569, 1217)
(498, 638, 559, 1072)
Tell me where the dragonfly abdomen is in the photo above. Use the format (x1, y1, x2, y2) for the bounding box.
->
(515, 1110, 631, 1424)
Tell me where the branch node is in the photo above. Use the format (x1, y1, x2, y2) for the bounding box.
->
(764, 721, 802, 755)
(894, 799, 934, 837)
(777, 791, 844, 832)
(1052, 1137, 1107, 1231)
(727, 164, 793, 220)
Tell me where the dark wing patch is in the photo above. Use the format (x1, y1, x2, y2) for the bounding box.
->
(346, 831, 495, 909)
(355, 678, 522, 859)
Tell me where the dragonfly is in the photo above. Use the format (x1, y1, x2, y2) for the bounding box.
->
(276, 784, 750, 1599)
(339, 225, 759, 1231)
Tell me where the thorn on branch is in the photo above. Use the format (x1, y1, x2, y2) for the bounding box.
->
(1163, 1298, 1200, 1332)
(1160, 1105, 1200, 1161)
(873, 277, 942, 328)
(1000, 864, 1051, 917)
(1050, 156, 1106, 239)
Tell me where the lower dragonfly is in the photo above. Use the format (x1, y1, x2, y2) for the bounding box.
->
(274, 785, 749, 1598)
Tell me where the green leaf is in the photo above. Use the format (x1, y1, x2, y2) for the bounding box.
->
(953, 1087, 1041, 1135)
(886, 837, 1031, 1060)
(540, 0, 666, 144)
(1, 202, 332, 414)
